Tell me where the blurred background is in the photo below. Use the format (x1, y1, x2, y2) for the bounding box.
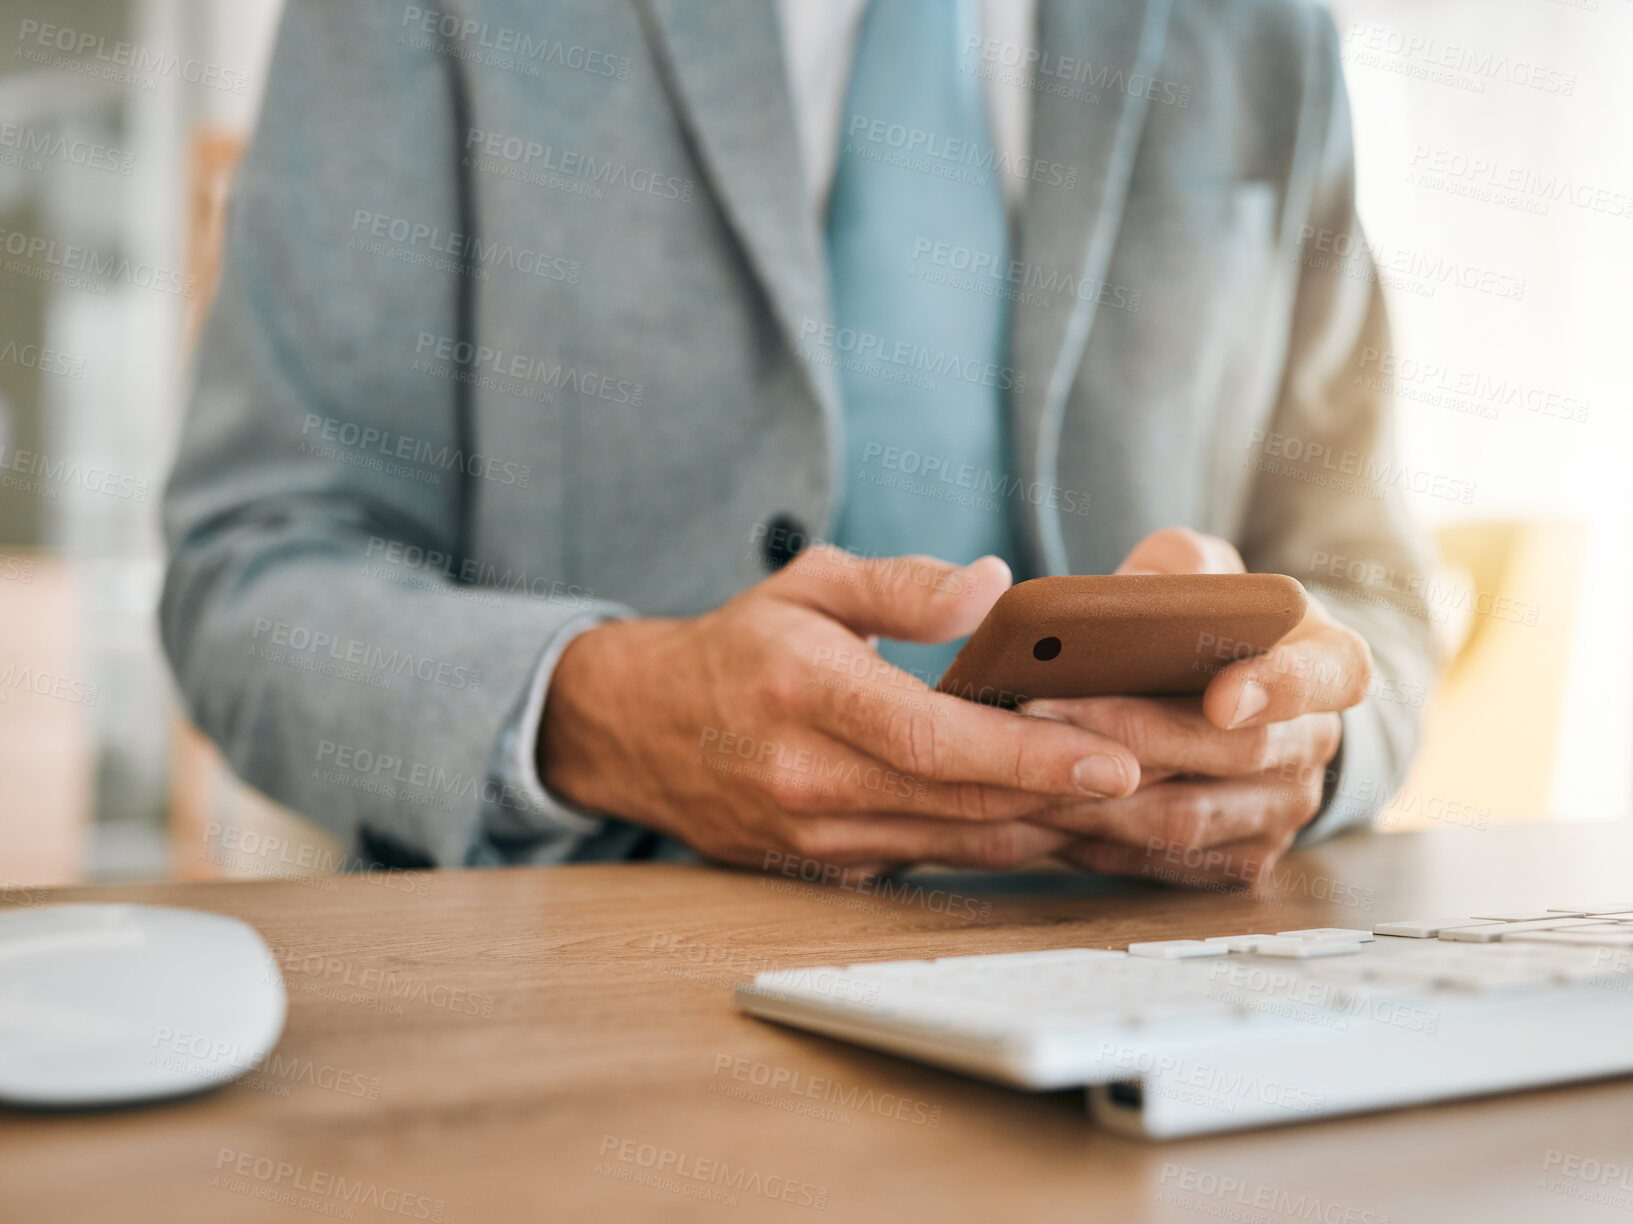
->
(0, 0, 1628, 887)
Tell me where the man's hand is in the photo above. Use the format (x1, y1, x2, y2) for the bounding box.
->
(539, 546, 1140, 876)
(1027, 528, 1373, 888)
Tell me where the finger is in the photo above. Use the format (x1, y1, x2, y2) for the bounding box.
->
(806, 669, 1140, 799)
(1023, 696, 1342, 780)
(770, 546, 1011, 644)
(1056, 832, 1293, 889)
(731, 729, 1084, 822)
(783, 814, 1075, 871)
(1115, 527, 1246, 576)
(1202, 599, 1374, 729)
(1026, 773, 1321, 849)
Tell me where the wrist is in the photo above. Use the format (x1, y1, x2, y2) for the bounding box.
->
(536, 616, 682, 816)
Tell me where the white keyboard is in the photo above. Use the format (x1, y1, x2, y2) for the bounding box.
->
(733, 905, 1633, 1138)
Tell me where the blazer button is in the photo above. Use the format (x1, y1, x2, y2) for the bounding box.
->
(762, 514, 809, 570)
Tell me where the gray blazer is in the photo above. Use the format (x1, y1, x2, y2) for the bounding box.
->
(162, 0, 1438, 869)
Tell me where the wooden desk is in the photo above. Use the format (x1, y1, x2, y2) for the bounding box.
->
(4, 823, 1632, 1223)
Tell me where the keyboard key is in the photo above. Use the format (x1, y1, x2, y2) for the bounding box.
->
(1204, 934, 1280, 952)
(1277, 928, 1375, 942)
(1441, 918, 1603, 942)
(929, 949, 1123, 969)
(1549, 902, 1633, 915)
(1471, 909, 1584, 921)
(1127, 940, 1228, 960)
(1373, 919, 1503, 939)
(1245, 938, 1361, 959)
(1504, 931, 1633, 948)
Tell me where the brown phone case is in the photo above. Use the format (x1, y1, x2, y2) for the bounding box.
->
(936, 574, 1307, 706)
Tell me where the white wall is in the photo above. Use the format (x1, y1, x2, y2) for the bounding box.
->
(1328, 0, 1633, 819)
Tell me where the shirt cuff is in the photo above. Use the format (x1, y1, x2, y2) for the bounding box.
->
(493, 611, 620, 840)
(1296, 703, 1387, 845)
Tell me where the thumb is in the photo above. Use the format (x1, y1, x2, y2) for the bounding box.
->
(1116, 527, 1246, 576)
(771, 546, 1011, 643)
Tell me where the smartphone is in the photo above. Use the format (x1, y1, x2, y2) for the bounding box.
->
(935, 573, 1307, 707)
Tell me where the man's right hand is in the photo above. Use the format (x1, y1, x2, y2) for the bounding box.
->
(538, 547, 1141, 875)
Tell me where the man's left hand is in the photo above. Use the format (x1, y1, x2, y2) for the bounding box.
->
(1025, 528, 1374, 888)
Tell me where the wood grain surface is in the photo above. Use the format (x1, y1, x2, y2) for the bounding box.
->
(3, 822, 1632, 1224)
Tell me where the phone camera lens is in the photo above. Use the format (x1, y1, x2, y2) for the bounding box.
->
(1033, 636, 1061, 662)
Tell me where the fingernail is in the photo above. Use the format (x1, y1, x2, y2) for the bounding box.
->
(1072, 754, 1127, 797)
(1230, 680, 1269, 729)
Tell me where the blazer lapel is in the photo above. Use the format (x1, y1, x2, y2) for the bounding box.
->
(636, 0, 843, 455)
(1009, 0, 1172, 575)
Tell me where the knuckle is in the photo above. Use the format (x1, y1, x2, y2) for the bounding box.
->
(785, 819, 834, 863)
(1157, 791, 1213, 847)
(971, 824, 1029, 870)
(1238, 724, 1277, 773)
(954, 782, 1000, 822)
(764, 771, 817, 814)
(882, 708, 939, 779)
(761, 655, 811, 716)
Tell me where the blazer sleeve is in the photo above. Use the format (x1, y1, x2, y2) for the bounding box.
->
(161, 0, 632, 867)
(1236, 8, 1443, 843)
